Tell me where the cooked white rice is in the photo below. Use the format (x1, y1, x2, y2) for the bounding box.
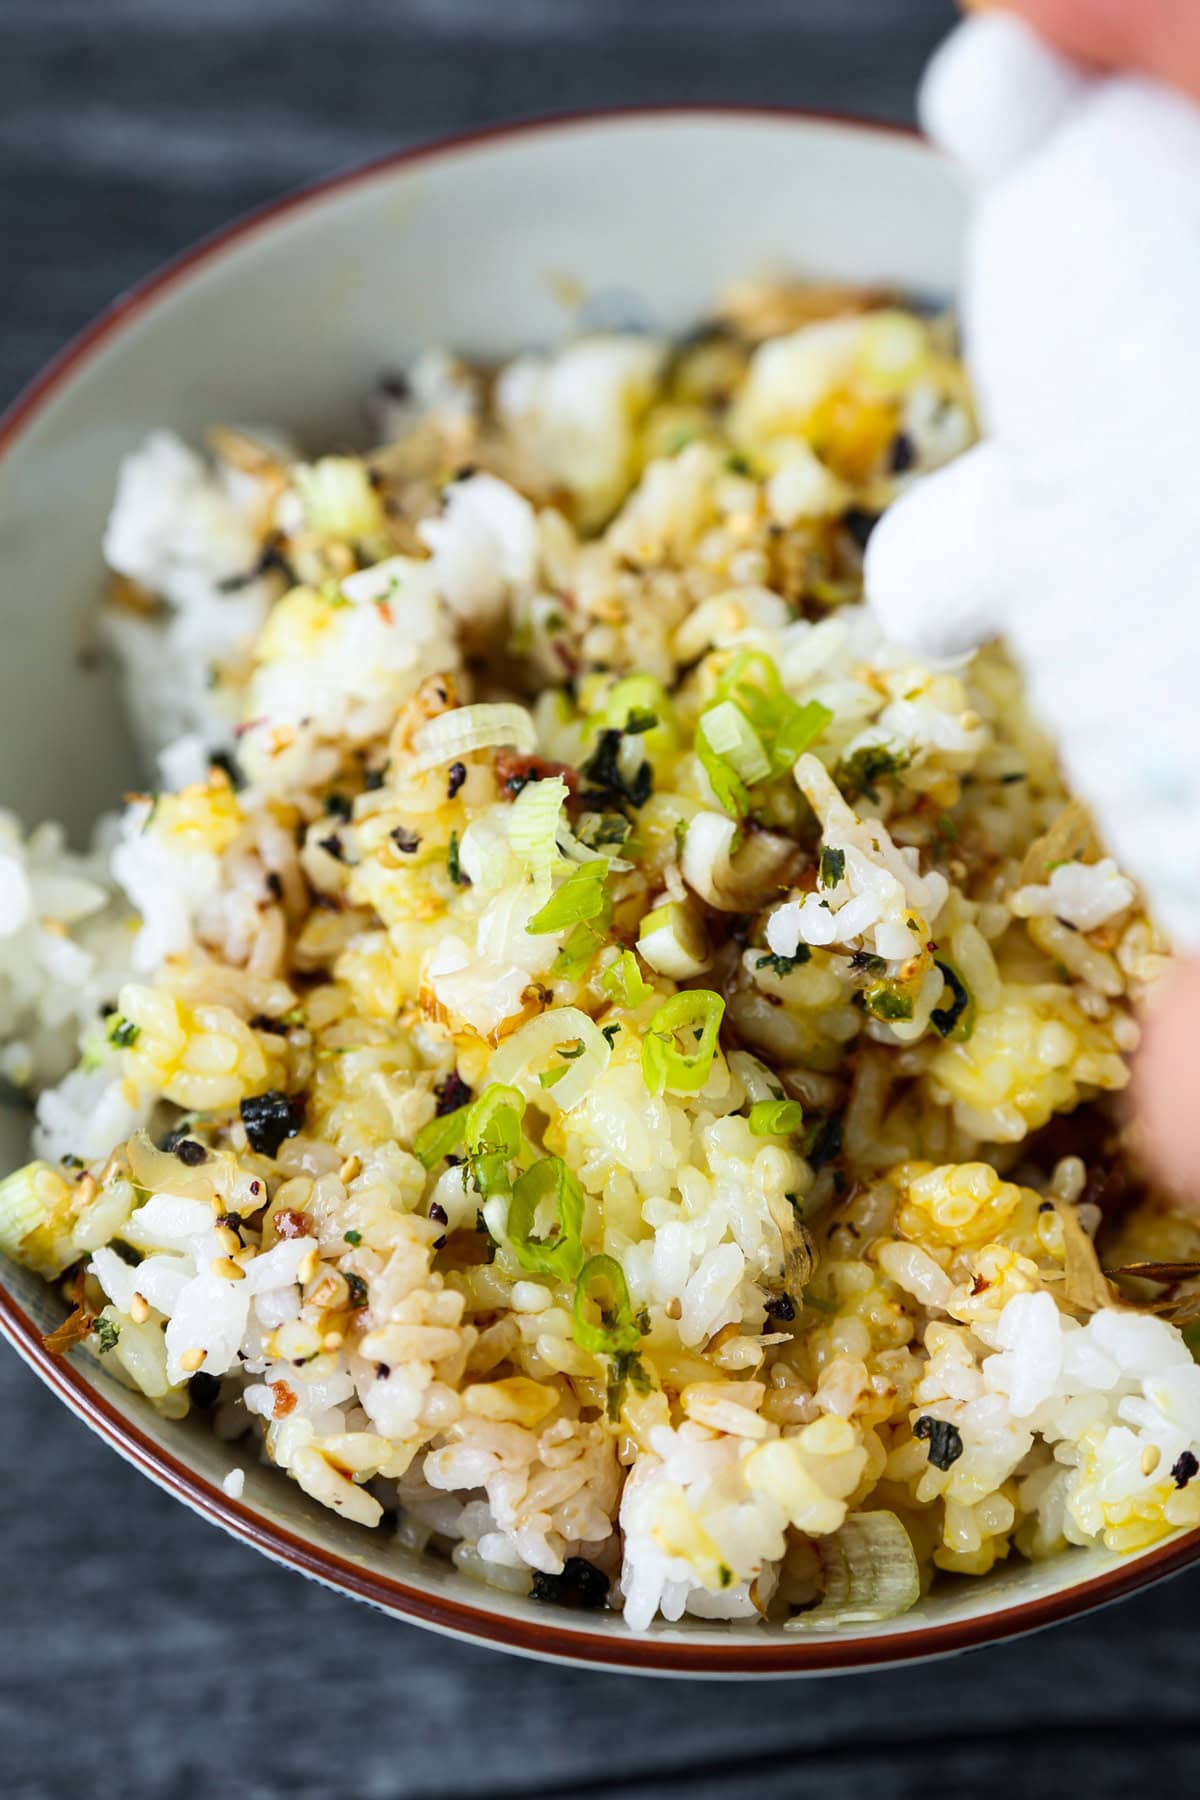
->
(2, 282, 1197, 1634)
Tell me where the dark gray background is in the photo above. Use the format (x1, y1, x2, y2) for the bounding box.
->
(2, 3, 1195, 1797)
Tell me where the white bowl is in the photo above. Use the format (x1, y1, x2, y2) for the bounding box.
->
(1, 108, 1192, 1673)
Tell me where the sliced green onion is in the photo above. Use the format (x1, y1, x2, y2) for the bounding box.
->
(526, 860, 610, 935)
(604, 675, 673, 743)
(772, 698, 833, 769)
(641, 989, 725, 1097)
(410, 703, 537, 774)
(930, 960, 975, 1041)
(696, 732, 749, 819)
(864, 984, 915, 1023)
(291, 457, 385, 540)
(508, 776, 569, 882)
(552, 921, 607, 980)
(0, 1161, 66, 1269)
(749, 1099, 804, 1137)
(819, 846, 846, 889)
(637, 900, 711, 980)
(699, 702, 772, 787)
(488, 1007, 613, 1113)
(508, 1156, 585, 1280)
(601, 949, 654, 1008)
(713, 650, 832, 776)
(538, 1063, 570, 1090)
(464, 1083, 527, 1199)
(785, 1511, 920, 1630)
(413, 1105, 469, 1170)
(572, 1253, 641, 1356)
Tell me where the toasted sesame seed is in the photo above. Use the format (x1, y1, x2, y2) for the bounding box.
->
(76, 1173, 99, 1207)
(664, 1297, 682, 1320)
(212, 1256, 246, 1283)
(129, 1292, 150, 1324)
(338, 1154, 362, 1184)
(1142, 1443, 1161, 1477)
(322, 1330, 344, 1352)
(298, 1246, 320, 1285)
(214, 1223, 241, 1256)
(179, 1347, 206, 1373)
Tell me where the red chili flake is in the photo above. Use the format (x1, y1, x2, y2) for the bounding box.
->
(493, 751, 579, 798)
(274, 1208, 312, 1239)
(270, 1380, 298, 1419)
(375, 599, 394, 626)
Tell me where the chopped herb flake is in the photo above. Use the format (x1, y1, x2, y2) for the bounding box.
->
(240, 1090, 304, 1158)
(93, 1317, 120, 1353)
(819, 845, 845, 889)
(914, 1414, 964, 1470)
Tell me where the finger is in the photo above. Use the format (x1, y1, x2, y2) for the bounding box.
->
(864, 444, 1011, 657)
(1135, 959, 1200, 1211)
(921, 14, 1091, 181)
(965, 0, 1200, 105)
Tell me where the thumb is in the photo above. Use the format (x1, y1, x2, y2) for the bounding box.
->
(1135, 960, 1200, 1211)
(864, 443, 1012, 658)
(965, 0, 1200, 106)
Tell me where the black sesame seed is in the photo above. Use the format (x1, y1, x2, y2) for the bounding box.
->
(529, 1557, 610, 1611)
(375, 1362, 391, 1379)
(187, 1371, 223, 1410)
(888, 431, 917, 474)
(435, 1071, 473, 1115)
(1172, 1450, 1199, 1489)
(240, 1090, 304, 1158)
(429, 1202, 449, 1226)
(324, 792, 353, 822)
(390, 826, 421, 855)
(317, 833, 345, 862)
(764, 1293, 796, 1322)
(208, 747, 245, 791)
(173, 1138, 208, 1167)
(914, 1414, 965, 1471)
(249, 1013, 288, 1036)
(446, 761, 467, 799)
(842, 507, 881, 553)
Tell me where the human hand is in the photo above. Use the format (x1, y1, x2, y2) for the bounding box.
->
(865, 1, 1200, 1195)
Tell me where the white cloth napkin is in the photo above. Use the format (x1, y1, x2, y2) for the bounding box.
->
(865, 14, 1200, 945)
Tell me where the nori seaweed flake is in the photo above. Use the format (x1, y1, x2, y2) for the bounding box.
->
(240, 1090, 304, 1158)
(529, 1557, 610, 1611)
(435, 1071, 473, 1115)
(1172, 1450, 1199, 1489)
(914, 1414, 965, 1470)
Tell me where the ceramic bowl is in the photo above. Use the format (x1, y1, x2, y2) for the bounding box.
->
(2, 108, 1194, 1673)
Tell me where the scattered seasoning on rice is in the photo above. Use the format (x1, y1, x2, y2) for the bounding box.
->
(240, 1091, 304, 1157)
(5, 281, 1194, 1640)
(1173, 1451, 1199, 1489)
(530, 1557, 610, 1610)
(914, 1415, 965, 1471)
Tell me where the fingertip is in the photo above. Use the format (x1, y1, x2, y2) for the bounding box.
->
(1135, 959, 1200, 1209)
(921, 13, 1091, 179)
(864, 448, 1007, 658)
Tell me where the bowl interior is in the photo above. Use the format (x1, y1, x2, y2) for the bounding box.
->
(2, 109, 1186, 1670)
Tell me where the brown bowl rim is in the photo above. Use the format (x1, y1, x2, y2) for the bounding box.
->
(2, 103, 1196, 1673)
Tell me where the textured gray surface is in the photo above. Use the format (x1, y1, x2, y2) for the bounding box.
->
(3, 2, 1198, 1796)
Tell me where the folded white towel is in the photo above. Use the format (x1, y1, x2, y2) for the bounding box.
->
(866, 14, 1200, 945)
